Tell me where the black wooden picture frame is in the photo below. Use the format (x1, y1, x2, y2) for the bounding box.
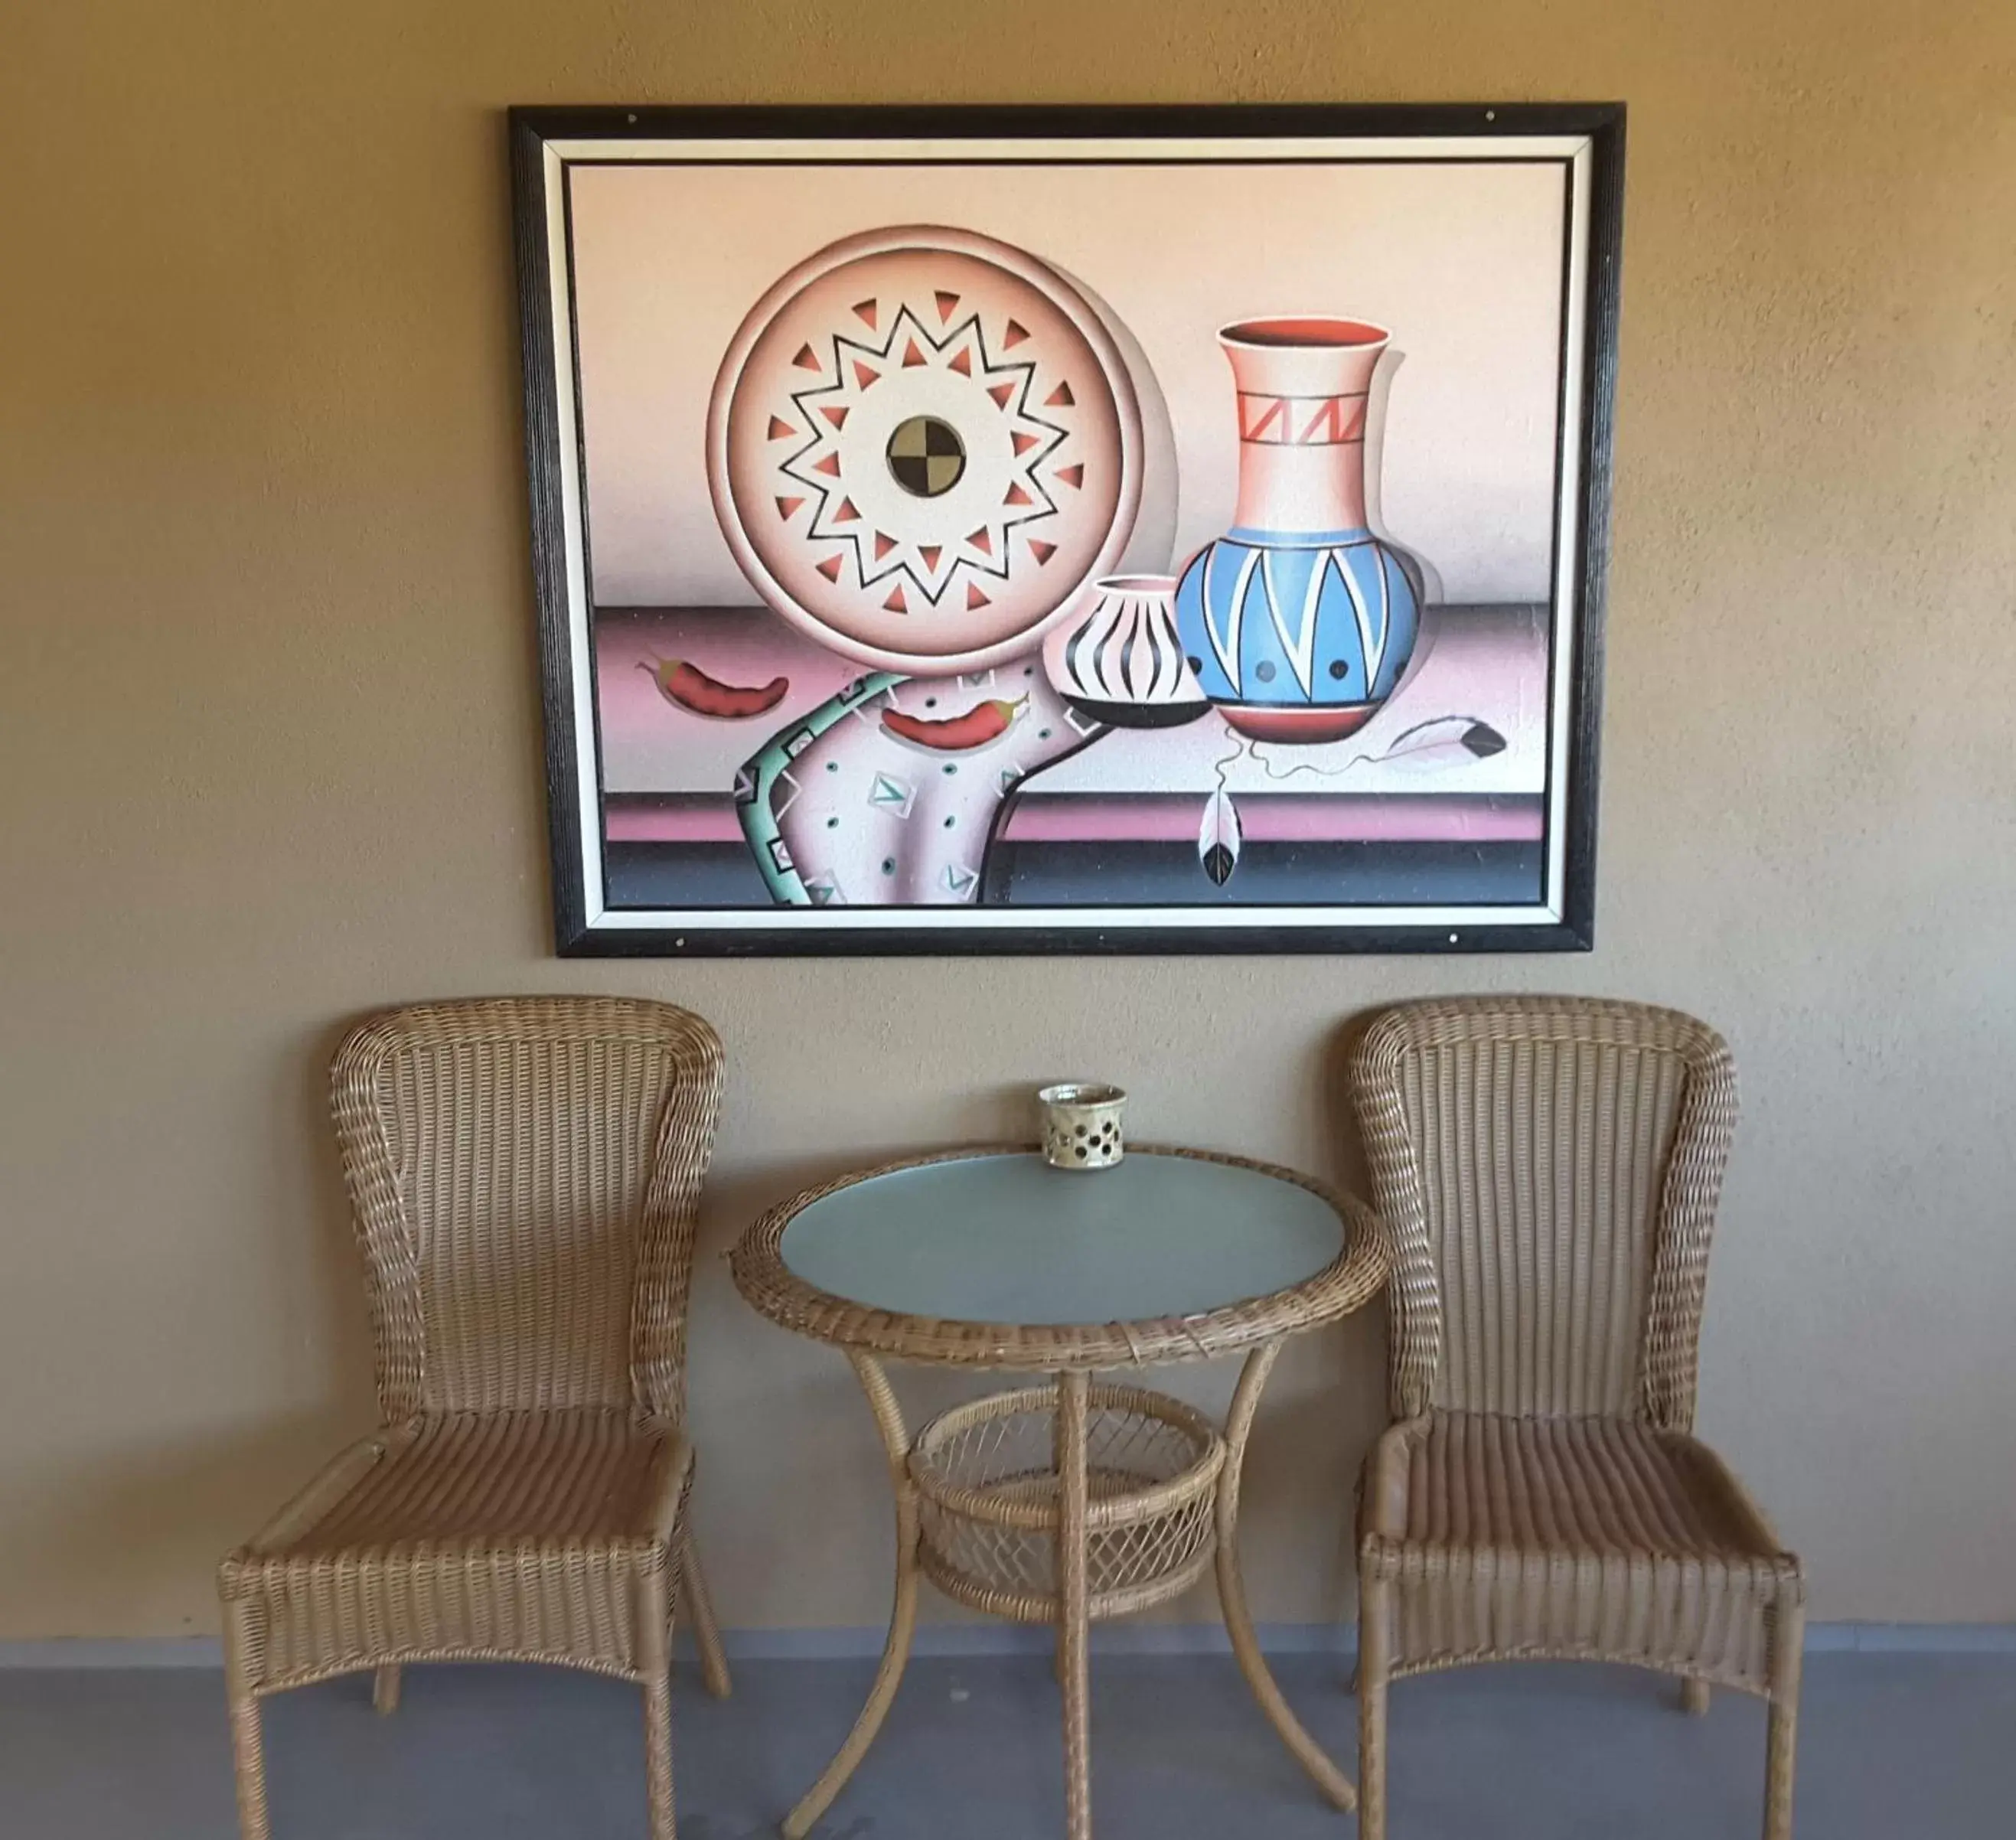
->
(511, 103, 1623, 957)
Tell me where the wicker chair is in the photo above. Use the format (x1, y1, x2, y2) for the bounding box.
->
(1349, 997, 1804, 1840)
(218, 997, 732, 1840)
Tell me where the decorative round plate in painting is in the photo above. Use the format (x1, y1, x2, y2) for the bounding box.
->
(707, 226, 1150, 674)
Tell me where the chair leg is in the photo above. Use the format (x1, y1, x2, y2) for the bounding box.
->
(641, 1569, 677, 1840)
(1358, 1564, 1392, 1840)
(227, 1689, 272, 1840)
(644, 1675, 675, 1840)
(1346, 1470, 1365, 1698)
(678, 1525, 732, 1701)
(220, 1600, 272, 1840)
(374, 1664, 403, 1714)
(1763, 1597, 1804, 1840)
(1681, 1677, 1711, 1716)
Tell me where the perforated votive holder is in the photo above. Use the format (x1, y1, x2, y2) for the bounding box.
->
(1038, 1083, 1127, 1171)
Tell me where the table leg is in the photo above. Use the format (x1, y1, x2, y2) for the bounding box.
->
(782, 1352, 919, 1840)
(1055, 1369, 1093, 1840)
(1214, 1339, 1359, 1812)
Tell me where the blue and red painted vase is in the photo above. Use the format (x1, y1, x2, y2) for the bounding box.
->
(1175, 317, 1423, 745)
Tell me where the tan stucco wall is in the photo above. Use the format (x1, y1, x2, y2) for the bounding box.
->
(2, 1, 2012, 1639)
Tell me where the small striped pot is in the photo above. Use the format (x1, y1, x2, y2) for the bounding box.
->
(1041, 575, 1211, 729)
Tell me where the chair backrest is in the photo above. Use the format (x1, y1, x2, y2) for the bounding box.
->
(329, 997, 724, 1422)
(1350, 997, 1737, 1431)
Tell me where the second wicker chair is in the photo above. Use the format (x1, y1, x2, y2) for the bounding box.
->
(218, 997, 732, 1840)
(1349, 997, 1804, 1840)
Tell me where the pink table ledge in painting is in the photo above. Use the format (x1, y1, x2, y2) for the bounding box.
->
(730, 1144, 1390, 1840)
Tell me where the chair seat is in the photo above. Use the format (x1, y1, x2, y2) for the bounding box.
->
(279, 1409, 680, 1551)
(1395, 1411, 1771, 1557)
(1361, 1411, 1801, 1690)
(220, 1408, 690, 1688)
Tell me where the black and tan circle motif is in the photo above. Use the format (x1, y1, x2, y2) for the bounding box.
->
(713, 232, 1139, 672)
(885, 415, 967, 498)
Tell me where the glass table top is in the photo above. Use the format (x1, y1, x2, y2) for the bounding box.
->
(778, 1150, 1345, 1328)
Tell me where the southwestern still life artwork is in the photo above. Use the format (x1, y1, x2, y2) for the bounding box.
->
(511, 106, 1624, 954)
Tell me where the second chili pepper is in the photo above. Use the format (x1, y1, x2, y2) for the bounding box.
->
(880, 697, 1026, 752)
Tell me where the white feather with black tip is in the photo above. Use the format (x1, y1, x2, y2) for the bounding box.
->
(1197, 788, 1243, 886)
(1375, 716, 1507, 774)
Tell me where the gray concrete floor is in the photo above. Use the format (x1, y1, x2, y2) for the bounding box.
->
(1, 1651, 2009, 1838)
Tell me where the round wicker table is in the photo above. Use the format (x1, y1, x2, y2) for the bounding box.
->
(730, 1145, 1389, 1840)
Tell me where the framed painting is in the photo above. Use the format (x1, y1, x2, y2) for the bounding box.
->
(511, 103, 1623, 955)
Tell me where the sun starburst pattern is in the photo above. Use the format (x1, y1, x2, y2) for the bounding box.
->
(766, 294, 1079, 618)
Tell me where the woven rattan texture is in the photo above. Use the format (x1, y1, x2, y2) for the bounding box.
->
(217, 997, 727, 1840)
(1365, 1410, 1792, 1686)
(330, 998, 721, 1424)
(739, 1155, 1386, 1837)
(732, 1144, 1389, 1371)
(1348, 997, 1804, 1840)
(909, 1382, 1225, 1622)
(1355, 998, 1734, 1427)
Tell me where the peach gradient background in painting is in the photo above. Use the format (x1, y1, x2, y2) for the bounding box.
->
(568, 158, 1567, 608)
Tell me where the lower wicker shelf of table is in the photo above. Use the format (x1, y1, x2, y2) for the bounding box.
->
(907, 1382, 1227, 1623)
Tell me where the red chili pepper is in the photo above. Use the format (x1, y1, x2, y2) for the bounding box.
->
(638, 657, 788, 719)
(880, 697, 1024, 752)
